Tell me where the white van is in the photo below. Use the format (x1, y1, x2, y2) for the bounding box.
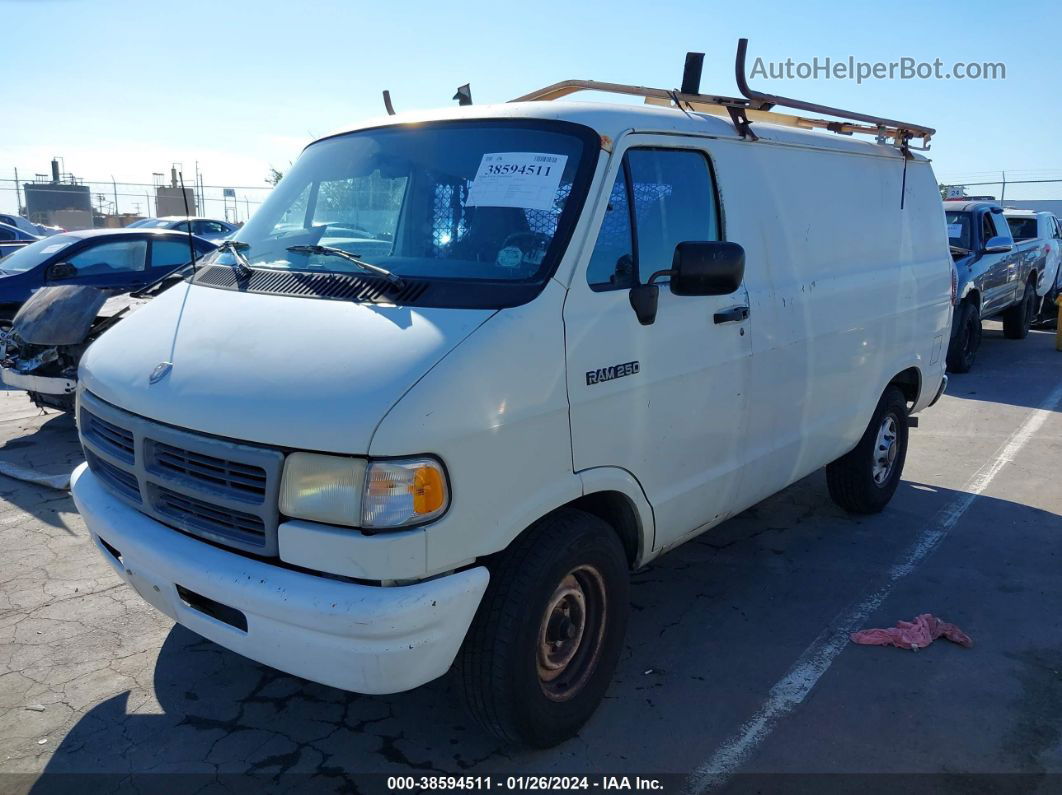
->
(70, 64, 951, 747)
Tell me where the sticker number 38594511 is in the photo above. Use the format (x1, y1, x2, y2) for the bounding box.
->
(466, 152, 568, 212)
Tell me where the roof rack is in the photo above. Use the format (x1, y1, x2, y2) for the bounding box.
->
(511, 39, 934, 150)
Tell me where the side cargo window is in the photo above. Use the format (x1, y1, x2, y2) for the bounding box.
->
(586, 148, 719, 291)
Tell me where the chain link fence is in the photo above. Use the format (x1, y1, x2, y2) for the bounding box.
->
(0, 171, 274, 229)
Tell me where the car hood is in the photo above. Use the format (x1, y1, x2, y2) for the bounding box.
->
(11, 285, 113, 345)
(80, 282, 496, 453)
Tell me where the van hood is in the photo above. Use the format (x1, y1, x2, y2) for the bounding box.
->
(80, 283, 495, 453)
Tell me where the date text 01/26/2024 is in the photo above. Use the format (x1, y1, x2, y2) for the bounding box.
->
(386, 776, 664, 791)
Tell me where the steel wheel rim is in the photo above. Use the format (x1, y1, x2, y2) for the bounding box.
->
(872, 414, 899, 486)
(537, 565, 607, 702)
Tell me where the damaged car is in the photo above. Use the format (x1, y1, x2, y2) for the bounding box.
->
(0, 264, 194, 412)
(0, 228, 216, 325)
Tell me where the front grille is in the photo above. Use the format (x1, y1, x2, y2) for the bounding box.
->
(86, 450, 140, 504)
(153, 487, 265, 547)
(150, 441, 267, 501)
(78, 392, 284, 556)
(82, 410, 135, 463)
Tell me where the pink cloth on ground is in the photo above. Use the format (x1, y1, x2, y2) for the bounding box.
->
(850, 613, 973, 651)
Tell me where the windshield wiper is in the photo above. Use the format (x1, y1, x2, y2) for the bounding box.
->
(286, 244, 405, 289)
(949, 244, 971, 256)
(216, 240, 253, 278)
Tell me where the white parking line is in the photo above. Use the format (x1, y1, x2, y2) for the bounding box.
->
(686, 383, 1062, 793)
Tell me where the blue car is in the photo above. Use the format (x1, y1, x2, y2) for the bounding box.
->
(0, 221, 40, 259)
(0, 228, 216, 323)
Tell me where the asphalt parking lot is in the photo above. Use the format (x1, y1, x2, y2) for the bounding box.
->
(0, 320, 1059, 793)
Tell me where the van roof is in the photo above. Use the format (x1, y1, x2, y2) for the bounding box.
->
(315, 100, 928, 163)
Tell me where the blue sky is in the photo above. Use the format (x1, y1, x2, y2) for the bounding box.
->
(3, 0, 1060, 216)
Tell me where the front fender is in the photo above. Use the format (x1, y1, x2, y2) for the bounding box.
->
(370, 280, 579, 577)
(577, 466, 656, 566)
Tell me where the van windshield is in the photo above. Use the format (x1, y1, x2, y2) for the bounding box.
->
(215, 120, 595, 298)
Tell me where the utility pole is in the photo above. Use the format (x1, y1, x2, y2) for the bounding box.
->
(1000, 171, 1007, 202)
(13, 167, 22, 216)
(111, 175, 119, 217)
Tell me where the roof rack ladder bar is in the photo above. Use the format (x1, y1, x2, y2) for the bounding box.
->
(734, 38, 934, 139)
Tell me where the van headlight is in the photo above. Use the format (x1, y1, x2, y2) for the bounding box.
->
(279, 453, 449, 529)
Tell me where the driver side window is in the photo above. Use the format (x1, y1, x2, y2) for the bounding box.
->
(586, 148, 720, 292)
(585, 170, 635, 291)
(66, 240, 147, 275)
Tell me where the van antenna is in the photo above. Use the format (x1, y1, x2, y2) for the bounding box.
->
(178, 172, 197, 275)
(382, 90, 396, 116)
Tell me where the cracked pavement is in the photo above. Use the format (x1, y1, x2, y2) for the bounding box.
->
(0, 321, 1060, 791)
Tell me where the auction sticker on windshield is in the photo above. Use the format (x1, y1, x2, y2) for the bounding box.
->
(466, 152, 568, 211)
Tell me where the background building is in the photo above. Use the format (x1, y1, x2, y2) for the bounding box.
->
(23, 159, 93, 230)
(155, 167, 197, 217)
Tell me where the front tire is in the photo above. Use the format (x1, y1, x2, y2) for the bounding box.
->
(946, 300, 981, 373)
(1002, 281, 1035, 339)
(456, 509, 629, 748)
(826, 386, 909, 514)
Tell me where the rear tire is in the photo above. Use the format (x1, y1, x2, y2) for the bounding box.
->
(826, 386, 909, 514)
(1002, 281, 1035, 339)
(946, 301, 981, 373)
(456, 509, 629, 748)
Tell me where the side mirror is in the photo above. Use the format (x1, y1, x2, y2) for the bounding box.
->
(983, 236, 1012, 254)
(45, 261, 77, 280)
(628, 241, 746, 325)
(669, 241, 745, 296)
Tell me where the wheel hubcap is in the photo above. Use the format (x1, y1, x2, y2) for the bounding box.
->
(872, 415, 899, 486)
(537, 565, 607, 701)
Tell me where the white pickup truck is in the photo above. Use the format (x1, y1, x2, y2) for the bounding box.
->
(1003, 209, 1062, 323)
(70, 50, 951, 746)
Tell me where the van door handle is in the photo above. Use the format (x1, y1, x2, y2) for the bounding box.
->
(713, 305, 749, 324)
